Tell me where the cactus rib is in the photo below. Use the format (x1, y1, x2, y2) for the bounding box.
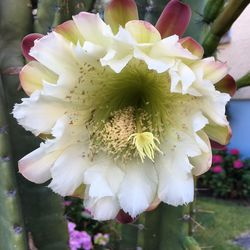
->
(202, 0, 250, 56)
(0, 79, 28, 250)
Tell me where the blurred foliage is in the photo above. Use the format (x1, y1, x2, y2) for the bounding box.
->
(198, 148, 250, 199)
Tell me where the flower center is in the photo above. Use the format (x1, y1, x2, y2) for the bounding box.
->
(84, 59, 178, 162)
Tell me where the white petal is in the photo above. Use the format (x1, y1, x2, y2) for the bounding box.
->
(48, 144, 89, 196)
(201, 57, 228, 84)
(84, 196, 120, 221)
(82, 41, 106, 59)
(168, 129, 201, 159)
(150, 35, 197, 60)
(114, 26, 136, 45)
(18, 144, 60, 184)
(157, 153, 194, 206)
(192, 112, 208, 132)
(19, 116, 87, 185)
(125, 20, 161, 44)
(134, 47, 174, 73)
(20, 61, 57, 96)
(169, 61, 195, 94)
(100, 28, 136, 72)
(190, 131, 212, 176)
(118, 161, 157, 218)
(13, 92, 70, 136)
(201, 91, 230, 126)
(192, 112, 209, 152)
(100, 49, 133, 73)
(178, 63, 195, 92)
(30, 32, 78, 76)
(73, 12, 113, 46)
(84, 159, 124, 198)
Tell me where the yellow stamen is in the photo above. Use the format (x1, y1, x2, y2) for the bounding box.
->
(128, 132, 162, 162)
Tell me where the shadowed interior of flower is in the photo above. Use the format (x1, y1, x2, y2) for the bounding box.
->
(13, 0, 236, 221)
(85, 59, 191, 163)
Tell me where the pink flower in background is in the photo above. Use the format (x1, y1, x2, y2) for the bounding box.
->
(67, 221, 93, 250)
(68, 221, 76, 233)
(64, 200, 72, 206)
(94, 233, 110, 246)
(230, 148, 240, 155)
(212, 165, 223, 174)
(233, 160, 244, 169)
(212, 155, 223, 164)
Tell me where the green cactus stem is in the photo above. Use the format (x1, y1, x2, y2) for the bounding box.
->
(202, 0, 250, 56)
(0, 0, 69, 249)
(143, 205, 162, 250)
(158, 204, 188, 250)
(182, 236, 201, 250)
(0, 1, 32, 248)
(0, 79, 27, 250)
(33, 0, 58, 33)
(34, 0, 97, 34)
(236, 72, 250, 89)
(203, 0, 225, 24)
(52, 0, 93, 29)
(118, 223, 139, 249)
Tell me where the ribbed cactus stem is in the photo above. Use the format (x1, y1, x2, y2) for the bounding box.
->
(1, 0, 70, 249)
(51, 0, 72, 28)
(203, 0, 225, 24)
(202, 0, 250, 56)
(236, 72, 250, 89)
(35, 0, 97, 33)
(182, 236, 201, 250)
(158, 205, 189, 249)
(0, 81, 28, 250)
(118, 223, 139, 249)
(34, 0, 58, 33)
(143, 206, 162, 250)
(82, 0, 97, 12)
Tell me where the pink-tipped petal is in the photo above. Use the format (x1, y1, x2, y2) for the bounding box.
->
(54, 20, 84, 45)
(22, 33, 44, 61)
(205, 124, 232, 146)
(73, 12, 112, 46)
(104, 0, 139, 33)
(203, 58, 228, 84)
(20, 61, 57, 96)
(215, 74, 236, 97)
(179, 36, 204, 58)
(155, 0, 191, 38)
(125, 20, 161, 43)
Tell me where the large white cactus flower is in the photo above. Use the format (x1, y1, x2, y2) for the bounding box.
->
(14, 0, 235, 221)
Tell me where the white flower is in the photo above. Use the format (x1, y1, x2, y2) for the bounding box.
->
(14, 0, 235, 221)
